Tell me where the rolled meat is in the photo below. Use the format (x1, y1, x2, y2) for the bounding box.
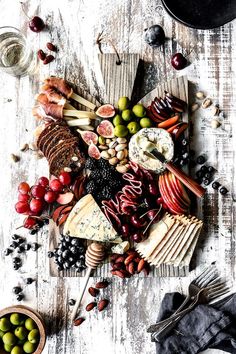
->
(44, 77, 73, 99)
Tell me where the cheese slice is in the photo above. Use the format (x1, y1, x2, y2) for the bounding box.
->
(111, 241, 130, 254)
(63, 194, 122, 243)
(178, 223, 203, 267)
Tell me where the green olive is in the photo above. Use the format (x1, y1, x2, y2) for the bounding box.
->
(23, 341, 36, 354)
(28, 329, 39, 344)
(98, 136, 106, 145)
(121, 109, 132, 122)
(17, 338, 25, 345)
(113, 114, 123, 126)
(2, 332, 17, 346)
(118, 96, 130, 111)
(0, 317, 11, 332)
(10, 314, 23, 326)
(14, 326, 28, 340)
(4, 343, 14, 353)
(132, 104, 146, 118)
(0, 329, 5, 338)
(11, 345, 24, 354)
(24, 318, 36, 331)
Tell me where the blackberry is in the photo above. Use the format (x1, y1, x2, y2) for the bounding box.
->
(90, 169, 101, 180)
(86, 180, 97, 194)
(85, 157, 97, 170)
(98, 158, 109, 169)
(101, 185, 113, 200)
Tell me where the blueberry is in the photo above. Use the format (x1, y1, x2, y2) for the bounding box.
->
(208, 166, 215, 173)
(17, 238, 25, 245)
(12, 234, 20, 240)
(182, 152, 189, 159)
(203, 178, 210, 186)
(200, 165, 208, 173)
(181, 139, 188, 146)
(144, 25, 165, 47)
(57, 249, 63, 256)
(62, 250, 70, 259)
(16, 294, 24, 301)
(13, 264, 20, 270)
(47, 251, 54, 258)
(57, 266, 63, 271)
(71, 238, 80, 246)
(26, 278, 34, 285)
(79, 254, 85, 260)
(57, 256, 63, 264)
(29, 229, 37, 235)
(59, 235, 65, 242)
(212, 181, 221, 190)
(17, 246, 25, 254)
(76, 260, 83, 268)
(204, 172, 211, 179)
(13, 257, 21, 264)
(70, 246, 77, 255)
(69, 299, 76, 306)
(196, 155, 206, 164)
(31, 242, 39, 251)
(13, 286, 22, 294)
(196, 170, 204, 178)
(179, 159, 187, 166)
(24, 243, 31, 251)
(4, 248, 12, 256)
(37, 220, 44, 228)
(65, 236, 70, 243)
(63, 262, 71, 269)
(44, 218, 49, 225)
(219, 186, 228, 195)
(10, 241, 18, 249)
(69, 257, 74, 263)
(78, 246, 85, 254)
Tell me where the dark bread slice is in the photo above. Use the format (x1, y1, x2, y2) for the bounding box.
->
(37, 124, 67, 152)
(37, 123, 59, 150)
(41, 127, 71, 156)
(44, 130, 73, 158)
(49, 142, 84, 176)
(48, 137, 79, 163)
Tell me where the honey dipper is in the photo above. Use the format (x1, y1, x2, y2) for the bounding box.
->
(71, 242, 105, 323)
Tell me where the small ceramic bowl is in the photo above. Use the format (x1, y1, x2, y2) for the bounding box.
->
(0, 305, 46, 354)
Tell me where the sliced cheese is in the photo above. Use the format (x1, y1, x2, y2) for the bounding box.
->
(111, 241, 130, 254)
(63, 194, 122, 243)
(178, 223, 203, 267)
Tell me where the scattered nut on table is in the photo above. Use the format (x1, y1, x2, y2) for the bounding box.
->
(191, 103, 199, 112)
(10, 154, 20, 163)
(20, 143, 29, 152)
(211, 118, 221, 129)
(202, 98, 212, 109)
(196, 91, 205, 99)
(212, 105, 220, 116)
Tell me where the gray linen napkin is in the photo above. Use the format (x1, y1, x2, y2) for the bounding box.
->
(154, 292, 236, 354)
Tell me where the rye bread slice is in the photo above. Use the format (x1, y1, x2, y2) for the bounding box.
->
(48, 137, 79, 163)
(37, 123, 67, 152)
(41, 127, 71, 156)
(49, 142, 84, 176)
(37, 123, 59, 150)
(44, 129, 73, 158)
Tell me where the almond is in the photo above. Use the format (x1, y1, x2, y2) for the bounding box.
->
(111, 270, 125, 278)
(46, 42, 57, 52)
(124, 254, 136, 266)
(88, 287, 99, 297)
(37, 49, 46, 61)
(127, 261, 135, 275)
(98, 299, 109, 312)
(73, 317, 85, 326)
(110, 254, 120, 261)
(126, 250, 136, 256)
(86, 302, 97, 311)
(115, 256, 125, 263)
(137, 258, 145, 273)
(95, 280, 109, 289)
(112, 262, 125, 271)
(43, 55, 55, 65)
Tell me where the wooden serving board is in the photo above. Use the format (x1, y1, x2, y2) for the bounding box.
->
(49, 55, 191, 277)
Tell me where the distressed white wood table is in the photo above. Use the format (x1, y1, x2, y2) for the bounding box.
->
(0, 1, 235, 353)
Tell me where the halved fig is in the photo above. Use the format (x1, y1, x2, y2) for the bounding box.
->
(52, 205, 69, 222)
(97, 120, 114, 138)
(56, 192, 74, 205)
(96, 104, 116, 118)
(88, 142, 101, 159)
(79, 130, 98, 145)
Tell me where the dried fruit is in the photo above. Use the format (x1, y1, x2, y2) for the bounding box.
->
(98, 299, 109, 312)
(73, 317, 85, 326)
(88, 287, 99, 297)
(95, 280, 109, 289)
(127, 262, 135, 275)
(37, 49, 46, 61)
(115, 256, 125, 264)
(96, 104, 116, 118)
(46, 42, 57, 52)
(43, 55, 55, 65)
(86, 302, 97, 311)
(97, 120, 114, 138)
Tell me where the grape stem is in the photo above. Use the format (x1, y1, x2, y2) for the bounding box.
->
(142, 204, 163, 235)
(20, 1, 30, 19)
(96, 31, 122, 65)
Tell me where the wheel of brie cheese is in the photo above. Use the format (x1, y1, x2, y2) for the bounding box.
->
(129, 128, 174, 173)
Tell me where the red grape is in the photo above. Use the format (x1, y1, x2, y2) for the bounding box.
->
(29, 16, 45, 32)
(171, 53, 187, 70)
(23, 216, 37, 229)
(29, 198, 43, 214)
(15, 201, 30, 214)
(18, 193, 30, 202)
(148, 183, 158, 196)
(59, 171, 71, 186)
(49, 179, 63, 192)
(120, 224, 130, 238)
(38, 176, 49, 188)
(130, 214, 147, 228)
(132, 232, 143, 243)
(44, 190, 57, 204)
(18, 182, 30, 195)
(31, 185, 46, 199)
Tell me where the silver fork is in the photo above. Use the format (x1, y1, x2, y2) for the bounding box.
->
(151, 281, 231, 342)
(147, 266, 220, 333)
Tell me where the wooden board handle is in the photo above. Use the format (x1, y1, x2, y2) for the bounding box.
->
(165, 161, 205, 198)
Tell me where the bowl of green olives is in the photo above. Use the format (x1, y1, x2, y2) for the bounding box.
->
(0, 305, 46, 354)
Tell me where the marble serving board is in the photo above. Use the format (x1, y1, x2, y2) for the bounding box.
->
(49, 55, 192, 277)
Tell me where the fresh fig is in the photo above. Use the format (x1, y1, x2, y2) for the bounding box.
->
(79, 131, 98, 145)
(97, 120, 114, 138)
(88, 143, 101, 159)
(96, 104, 116, 118)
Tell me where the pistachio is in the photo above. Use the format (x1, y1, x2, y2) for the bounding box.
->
(98, 136, 106, 145)
(117, 137, 127, 144)
(109, 140, 118, 149)
(34, 151, 44, 159)
(211, 118, 221, 129)
(64, 167, 72, 172)
(99, 145, 108, 150)
(71, 156, 79, 161)
(202, 98, 212, 109)
(196, 91, 205, 99)
(119, 159, 128, 165)
(191, 103, 199, 112)
(10, 153, 20, 163)
(117, 151, 125, 160)
(123, 149, 128, 158)
(109, 157, 119, 165)
(106, 139, 112, 144)
(116, 165, 128, 173)
(212, 105, 220, 116)
(29, 142, 38, 151)
(115, 143, 127, 152)
(108, 148, 116, 157)
(101, 151, 110, 159)
(20, 143, 29, 152)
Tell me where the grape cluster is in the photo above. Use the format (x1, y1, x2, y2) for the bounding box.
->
(15, 172, 72, 230)
(85, 158, 123, 202)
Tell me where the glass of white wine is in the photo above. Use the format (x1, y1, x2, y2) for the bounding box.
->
(0, 26, 37, 76)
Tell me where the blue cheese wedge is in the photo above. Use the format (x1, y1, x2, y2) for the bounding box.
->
(111, 241, 130, 254)
(63, 194, 122, 243)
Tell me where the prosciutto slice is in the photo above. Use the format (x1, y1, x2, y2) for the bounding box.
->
(40, 84, 67, 105)
(44, 77, 73, 99)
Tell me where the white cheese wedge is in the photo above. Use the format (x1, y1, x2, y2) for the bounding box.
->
(111, 241, 130, 254)
(63, 194, 122, 243)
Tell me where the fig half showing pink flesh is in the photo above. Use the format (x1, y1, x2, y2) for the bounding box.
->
(88, 143, 101, 159)
(96, 104, 116, 118)
(96, 120, 114, 138)
(77, 129, 98, 145)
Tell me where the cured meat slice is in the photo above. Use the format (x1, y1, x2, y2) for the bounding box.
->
(40, 84, 67, 105)
(40, 102, 64, 119)
(44, 77, 73, 99)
